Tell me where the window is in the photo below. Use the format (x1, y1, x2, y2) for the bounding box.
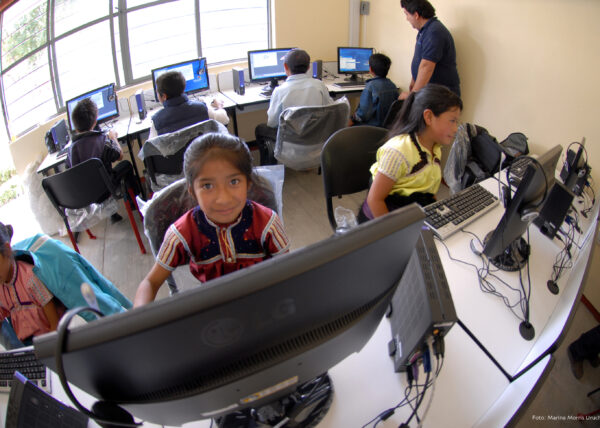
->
(0, 0, 269, 140)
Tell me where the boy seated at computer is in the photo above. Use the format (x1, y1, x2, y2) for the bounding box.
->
(254, 49, 333, 164)
(349, 53, 399, 127)
(67, 98, 139, 223)
(149, 70, 229, 138)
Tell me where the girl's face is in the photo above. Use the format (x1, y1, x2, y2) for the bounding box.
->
(0, 244, 13, 284)
(426, 106, 461, 146)
(189, 157, 249, 224)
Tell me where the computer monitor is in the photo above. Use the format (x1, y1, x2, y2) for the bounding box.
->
(337, 47, 374, 83)
(247, 48, 294, 93)
(33, 205, 425, 427)
(50, 118, 70, 152)
(559, 138, 588, 196)
(65, 84, 119, 132)
(151, 57, 210, 102)
(483, 144, 563, 271)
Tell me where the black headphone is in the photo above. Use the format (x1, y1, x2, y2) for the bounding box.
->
(503, 156, 548, 213)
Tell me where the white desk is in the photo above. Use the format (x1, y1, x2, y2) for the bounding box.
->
(2, 175, 596, 427)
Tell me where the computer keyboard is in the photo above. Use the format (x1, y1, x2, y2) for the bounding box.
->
(0, 348, 51, 394)
(424, 184, 499, 240)
(508, 156, 533, 186)
(56, 146, 69, 157)
(333, 81, 366, 88)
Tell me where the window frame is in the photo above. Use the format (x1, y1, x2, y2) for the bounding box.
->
(0, 0, 271, 140)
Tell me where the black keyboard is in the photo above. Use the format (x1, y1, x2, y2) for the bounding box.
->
(6, 371, 87, 428)
(333, 81, 366, 88)
(0, 348, 50, 393)
(57, 146, 69, 157)
(424, 184, 499, 240)
(508, 156, 533, 186)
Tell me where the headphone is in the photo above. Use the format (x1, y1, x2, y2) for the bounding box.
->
(503, 156, 548, 222)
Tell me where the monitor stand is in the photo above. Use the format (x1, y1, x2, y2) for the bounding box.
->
(261, 78, 280, 97)
(343, 73, 366, 85)
(215, 373, 333, 428)
(483, 232, 535, 341)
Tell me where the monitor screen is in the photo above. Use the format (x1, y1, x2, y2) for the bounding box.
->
(151, 57, 210, 101)
(65, 84, 119, 132)
(33, 205, 425, 426)
(483, 145, 563, 269)
(337, 47, 374, 75)
(247, 48, 294, 83)
(50, 118, 70, 151)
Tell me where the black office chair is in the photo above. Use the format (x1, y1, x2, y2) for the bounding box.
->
(144, 142, 191, 192)
(321, 125, 388, 232)
(41, 158, 146, 255)
(382, 99, 404, 129)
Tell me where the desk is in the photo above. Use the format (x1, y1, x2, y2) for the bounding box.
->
(2, 175, 595, 427)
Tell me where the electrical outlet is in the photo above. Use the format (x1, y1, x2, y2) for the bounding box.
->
(360, 1, 370, 15)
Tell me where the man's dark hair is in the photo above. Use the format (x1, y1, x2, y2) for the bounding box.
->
(369, 53, 392, 78)
(72, 98, 98, 132)
(284, 49, 310, 74)
(400, 0, 436, 19)
(156, 70, 186, 99)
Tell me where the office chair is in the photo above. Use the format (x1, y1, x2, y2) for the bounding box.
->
(382, 99, 403, 129)
(140, 119, 228, 193)
(141, 166, 284, 294)
(271, 100, 350, 171)
(41, 158, 146, 255)
(321, 125, 388, 232)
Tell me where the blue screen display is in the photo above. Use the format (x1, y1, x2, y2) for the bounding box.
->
(338, 47, 374, 74)
(66, 83, 119, 131)
(248, 48, 294, 81)
(152, 58, 209, 100)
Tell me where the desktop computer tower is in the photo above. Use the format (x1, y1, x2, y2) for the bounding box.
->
(135, 89, 147, 120)
(387, 228, 457, 372)
(232, 67, 245, 95)
(312, 60, 322, 79)
(534, 181, 575, 240)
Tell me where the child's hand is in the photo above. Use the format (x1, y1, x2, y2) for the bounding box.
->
(211, 98, 224, 109)
(108, 129, 118, 140)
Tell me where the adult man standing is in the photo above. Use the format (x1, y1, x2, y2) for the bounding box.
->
(399, 0, 460, 99)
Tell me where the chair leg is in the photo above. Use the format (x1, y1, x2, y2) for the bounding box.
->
(127, 187, 143, 221)
(85, 229, 97, 240)
(65, 224, 80, 254)
(123, 199, 147, 254)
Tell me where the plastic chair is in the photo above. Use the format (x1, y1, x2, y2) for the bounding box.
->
(272, 100, 350, 171)
(382, 99, 403, 129)
(41, 158, 146, 255)
(139, 119, 228, 193)
(321, 125, 388, 232)
(140, 165, 284, 294)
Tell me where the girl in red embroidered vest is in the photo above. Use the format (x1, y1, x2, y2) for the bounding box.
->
(134, 133, 290, 307)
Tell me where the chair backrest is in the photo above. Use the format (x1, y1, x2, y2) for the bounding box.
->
(140, 119, 229, 191)
(382, 99, 404, 129)
(274, 100, 350, 171)
(321, 125, 389, 231)
(41, 158, 114, 217)
(141, 165, 284, 256)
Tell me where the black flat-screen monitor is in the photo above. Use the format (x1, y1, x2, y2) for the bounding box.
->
(483, 144, 563, 271)
(50, 118, 70, 151)
(247, 48, 294, 92)
(151, 57, 210, 102)
(65, 84, 119, 132)
(337, 47, 374, 82)
(33, 205, 425, 426)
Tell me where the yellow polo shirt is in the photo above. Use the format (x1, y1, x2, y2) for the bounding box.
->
(370, 133, 442, 197)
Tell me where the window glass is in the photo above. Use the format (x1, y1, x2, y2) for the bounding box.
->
(127, 0, 196, 79)
(53, 0, 109, 37)
(1, 0, 47, 69)
(3, 49, 55, 136)
(200, 0, 268, 63)
(126, 0, 157, 8)
(55, 21, 116, 103)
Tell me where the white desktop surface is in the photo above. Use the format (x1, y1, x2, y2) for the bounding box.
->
(1, 175, 596, 428)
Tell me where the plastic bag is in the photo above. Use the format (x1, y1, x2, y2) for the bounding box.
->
(65, 197, 119, 232)
(334, 206, 358, 233)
